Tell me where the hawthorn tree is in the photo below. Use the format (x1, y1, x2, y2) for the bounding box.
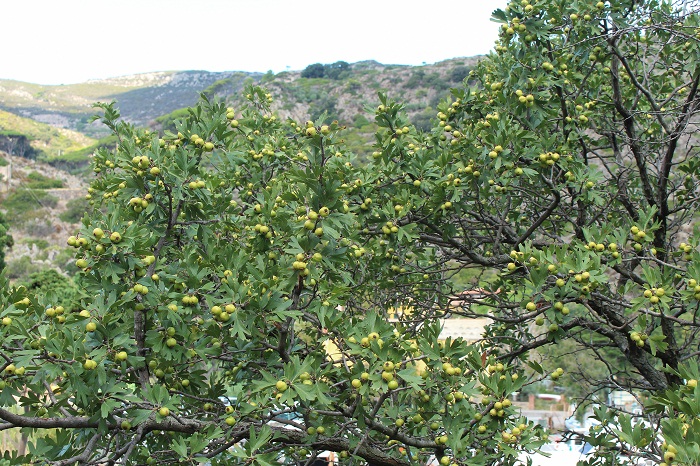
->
(0, 94, 543, 466)
(393, 0, 700, 464)
(2, 1, 700, 466)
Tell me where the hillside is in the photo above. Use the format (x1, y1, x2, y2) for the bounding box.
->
(150, 58, 480, 158)
(0, 57, 479, 163)
(0, 109, 95, 159)
(0, 150, 87, 280)
(189, 58, 479, 126)
(0, 70, 262, 137)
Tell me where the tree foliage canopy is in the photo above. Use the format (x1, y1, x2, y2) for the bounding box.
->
(301, 62, 350, 80)
(2, 1, 700, 465)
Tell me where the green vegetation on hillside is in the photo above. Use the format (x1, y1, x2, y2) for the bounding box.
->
(2, 189, 58, 222)
(46, 134, 119, 173)
(154, 108, 192, 133)
(0, 109, 95, 161)
(24, 171, 64, 189)
(17, 269, 79, 311)
(59, 197, 92, 224)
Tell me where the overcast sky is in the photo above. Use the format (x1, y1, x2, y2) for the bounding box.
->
(0, 1, 502, 86)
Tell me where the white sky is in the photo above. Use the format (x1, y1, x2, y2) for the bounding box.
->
(0, 1, 503, 86)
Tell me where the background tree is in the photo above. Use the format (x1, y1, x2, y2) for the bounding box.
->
(17, 270, 79, 312)
(301, 63, 326, 79)
(448, 66, 470, 84)
(325, 61, 350, 80)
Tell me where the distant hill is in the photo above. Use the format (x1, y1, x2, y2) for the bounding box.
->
(0, 109, 95, 159)
(0, 57, 481, 165)
(0, 70, 263, 137)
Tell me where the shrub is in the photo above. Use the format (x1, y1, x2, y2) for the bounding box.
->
(25, 171, 64, 189)
(59, 197, 92, 224)
(18, 269, 79, 311)
(449, 65, 470, 83)
(5, 255, 43, 280)
(2, 189, 58, 220)
(20, 238, 49, 250)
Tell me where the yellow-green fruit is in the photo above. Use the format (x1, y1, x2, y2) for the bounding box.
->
(276, 380, 288, 392)
(159, 407, 170, 417)
(83, 359, 97, 370)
